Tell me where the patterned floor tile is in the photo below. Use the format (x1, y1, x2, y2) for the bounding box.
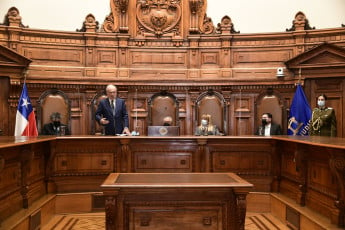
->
(43, 212, 289, 230)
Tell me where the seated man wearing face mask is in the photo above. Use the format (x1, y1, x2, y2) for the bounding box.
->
(163, 116, 173, 126)
(195, 114, 220, 136)
(41, 112, 69, 135)
(255, 112, 282, 136)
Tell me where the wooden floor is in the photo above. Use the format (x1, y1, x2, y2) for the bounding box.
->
(42, 212, 290, 230)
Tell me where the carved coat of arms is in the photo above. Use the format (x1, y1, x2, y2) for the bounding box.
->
(136, 0, 181, 37)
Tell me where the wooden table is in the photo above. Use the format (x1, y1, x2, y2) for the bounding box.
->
(101, 173, 253, 230)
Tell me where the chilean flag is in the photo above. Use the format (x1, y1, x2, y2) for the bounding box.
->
(14, 83, 38, 136)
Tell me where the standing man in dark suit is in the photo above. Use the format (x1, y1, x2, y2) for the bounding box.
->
(255, 112, 282, 136)
(95, 84, 130, 135)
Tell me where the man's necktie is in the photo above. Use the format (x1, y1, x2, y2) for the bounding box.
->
(110, 100, 115, 116)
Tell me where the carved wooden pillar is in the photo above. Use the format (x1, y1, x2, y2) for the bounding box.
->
(222, 89, 231, 135)
(329, 149, 345, 227)
(188, 37, 200, 77)
(117, 0, 129, 32)
(189, 90, 199, 135)
(129, 86, 147, 135)
(196, 138, 208, 172)
(20, 146, 34, 208)
(85, 33, 97, 66)
(220, 35, 232, 74)
(118, 36, 130, 78)
(290, 12, 309, 55)
(271, 141, 281, 192)
(294, 145, 307, 206)
(104, 189, 118, 230)
(8, 83, 21, 137)
(0, 154, 4, 175)
(233, 189, 249, 230)
(120, 138, 131, 172)
(293, 31, 307, 55)
(104, 0, 129, 33)
(188, 0, 205, 34)
(45, 140, 57, 193)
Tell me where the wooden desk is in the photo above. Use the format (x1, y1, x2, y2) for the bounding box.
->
(101, 173, 253, 230)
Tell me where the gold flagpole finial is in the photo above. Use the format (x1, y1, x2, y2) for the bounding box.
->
(22, 69, 28, 84)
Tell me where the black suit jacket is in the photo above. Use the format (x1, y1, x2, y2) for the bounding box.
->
(95, 97, 129, 135)
(255, 123, 282, 136)
(41, 123, 69, 135)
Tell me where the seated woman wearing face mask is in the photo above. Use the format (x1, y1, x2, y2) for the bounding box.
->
(41, 112, 70, 135)
(195, 114, 220, 136)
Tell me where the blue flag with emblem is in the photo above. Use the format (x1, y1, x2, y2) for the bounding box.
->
(288, 84, 312, 135)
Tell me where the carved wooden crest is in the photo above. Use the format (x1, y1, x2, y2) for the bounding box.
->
(136, 0, 181, 37)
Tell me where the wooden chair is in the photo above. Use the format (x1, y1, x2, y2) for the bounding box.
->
(195, 89, 227, 135)
(37, 89, 70, 135)
(90, 92, 107, 135)
(147, 91, 179, 136)
(255, 88, 284, 134)
(148, 91, 179, 126)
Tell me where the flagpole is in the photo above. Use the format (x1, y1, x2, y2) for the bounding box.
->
(22, 69, 28, 84)
(298, 67, 301, 85)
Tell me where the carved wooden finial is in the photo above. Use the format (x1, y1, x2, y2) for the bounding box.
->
(286, 11, 315, 31)
(3, 7, 27, 28)
(216, 16, 239, 34)
(77, 14, 99, 32)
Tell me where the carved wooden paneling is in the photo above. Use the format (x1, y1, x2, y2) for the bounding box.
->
(0, 78, 10, 136)
(201, 51, 219, 65)
(54, 153, 114, 173)
(233, 50, 292, 65)
(0, 136, 345, 227)
(277, 139, 344, 226)
(130, 51, 187, 67)
(2, 20, 345, 137)
(0, 161, 21, 198)
(98, 50, 117, 65)
(134, 152, 192, 172)
(23, 47, 83, 64)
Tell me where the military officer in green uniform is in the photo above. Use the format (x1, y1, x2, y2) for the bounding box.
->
(310, 94, 337, 137)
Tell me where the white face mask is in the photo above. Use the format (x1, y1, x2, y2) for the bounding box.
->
(317, 100, 325, 107)
(201, 119, 208, 126)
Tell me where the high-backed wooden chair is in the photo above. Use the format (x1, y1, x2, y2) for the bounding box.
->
(255, 88, 284, 134)
(195, 90, 227, 135)
(91, 92, 107, 135)
(37, 89, 70, 135)
(148, 91, 179, 126)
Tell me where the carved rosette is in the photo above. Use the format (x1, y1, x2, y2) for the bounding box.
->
(136, 0, 181, 37)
